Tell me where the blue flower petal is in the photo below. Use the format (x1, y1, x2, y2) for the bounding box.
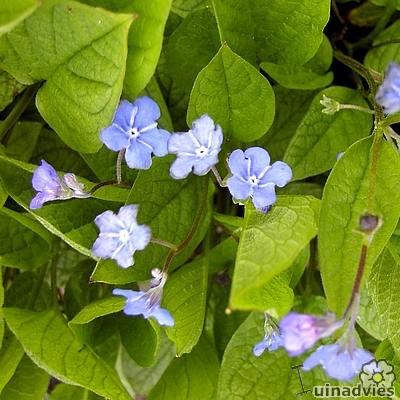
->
(168, 132, 197, 155)
(113, 289, 143, 301)
(191, 114, 217, 147)
(260, 161, 292, 187)
(32, 160, 61, 192)
(100, 124, 129, 152)
(138, 128, 170, 157)
(151, 307, 174, 326)
(376, 63, 400, 115)
(94, 210, 123, 233)
(192, 154, 219, 176)
(129, 224, 152, 250)
(125, 140, 153, 169)
(113, 243, 135, 268)
(228, 149, 249, 180)
(253, 340, 269, 357)
(113, 100, 136, 131)
(226, 176, 252, 200)
(252, 184, 276, 210)
(170, 156, 195, 179)
(244, 147, 271, 177)
(91, 235, 119, 259)
(134, 96, 161, 130)
(117, 204, 139, 224)
(29, 191, 57, 209)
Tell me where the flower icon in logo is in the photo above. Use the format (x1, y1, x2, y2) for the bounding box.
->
(359, 359, 396, 389)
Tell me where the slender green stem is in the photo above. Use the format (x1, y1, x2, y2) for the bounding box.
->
(0, 83, 40, 144)
(151, 238, 178, 251)
(211, 166, 226, 187)
(372, 38, 400, 49)
(116, 149, 125, 184)
(382, 112, 400, 127)
(339, 104, 374, 114)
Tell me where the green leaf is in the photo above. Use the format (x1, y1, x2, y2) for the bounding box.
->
(118, 317, 160, 367)
(91, 156, 213, 283)
(0, 269, 3, 348)
(163, 257, 208, 355)
(319, 137, 400, 314)
(211, 0, 330, 66)
(0, 355, 49, 400)
(0, 70, 25, 111)
(365, 20, 400, 73)
(0, 1, 133, 152)
(50, 384, 102, 400)
(124, 0, 172, 98)
(69, 297, 125, 325)
(261, 63, 333, 90)
(187, 45, 275, 142)
(171, 0, 208, 17)
(0, 155, 124, 257)
(284, 86, 373, 180)
(4, 308, 132, 400)
(368, 245, 400, 353)
(0, 0, 38, 35)
(230, 196, 320, 309)
(255, 87, 316, 160)
(0, 207, 53, 270)
(149, 337, 219, 400)
(217, 312, 291, 400)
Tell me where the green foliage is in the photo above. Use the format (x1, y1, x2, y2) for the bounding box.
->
(0, 0, 38, 35)
(188, 46, 275, 142)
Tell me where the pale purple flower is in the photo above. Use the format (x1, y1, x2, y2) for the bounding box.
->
(280, 312, 343, 356)
(100, 97, 170, 169)
(226, 147, 292, 212)
(168, 114, 223, 179)
(253, 331, 283, 356)
(303, 343, 373, 381)
(113, 268, 174, 326)
(92, 205, 151, 268)
(376, 63, 400, 115)
(30, 160, 89, 209)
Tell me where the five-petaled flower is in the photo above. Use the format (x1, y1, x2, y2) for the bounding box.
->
(100, 97, 170, 169)
(279, 312, 343, 356)
(92, 205, 151, 268)
(168, 114, 223, 179)
(303, 342, 373, 381)
(30, 160, 90, 209)
(113, 268, 174, 326)
(376, 62, 400, 115)
(226, 147, 292, 211)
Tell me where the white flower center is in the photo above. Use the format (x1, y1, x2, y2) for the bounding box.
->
(129, 127, 140, 138)
(248, 175, 259, 186)
(195, 145, 209, 158)
(119, 229, 130, 244)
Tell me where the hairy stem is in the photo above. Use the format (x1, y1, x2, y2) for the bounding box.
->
(211, 166, 226, 187)
(151, 238, 178, 251)
(116, 149, 125, 184)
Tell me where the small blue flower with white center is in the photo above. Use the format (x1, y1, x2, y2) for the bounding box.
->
(376, 63, 400, 115)
(113, 268, 174, 327)
(226, 147, 292, 212)
(92, 205, 151, 268)
(303, 342, 373, 381)
(168, 114, 223, 179)
(30, 160, 90, 209)
(100, 97, 170, 169)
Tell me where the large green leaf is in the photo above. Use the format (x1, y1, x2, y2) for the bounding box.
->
(171, 0, 208, 16)
(256, 87, 316, 160)
(0, 70, 25, 111)
(319, 137, 400, 315)
(91, 156, 212, 283)
(0, 155, 125, 258)
(0, 0, 132, 152)
(163, 257, 208, 355)
(368, 245, 400, 354)
(211, 0, 330, 66)
(365, 20, 400, 73)
(284, 86, 373, 180)
(230, 196, 319, 309)
(6, 122, 42, 162)
(0, 0, 38, 35)
(4, 308, 132, 400)
(187, 45, 275, 142)
(0, 207, 53, 270)
(0, 355, 49, 400)
(149, 337, 219, 400)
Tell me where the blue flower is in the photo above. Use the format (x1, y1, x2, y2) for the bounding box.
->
(100, 97, 170, 169)
(303, 343, 373, 381)
(226, 147, 292, 211)
(253, 331, 283, 356)
(279, 312, 343, 356)
(30, 160, 90, 209)
(92, 205, 151, 268)
(168, 114, 223, 179)
(113, 269, 174, 327)
(376, 63, 400, 115)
